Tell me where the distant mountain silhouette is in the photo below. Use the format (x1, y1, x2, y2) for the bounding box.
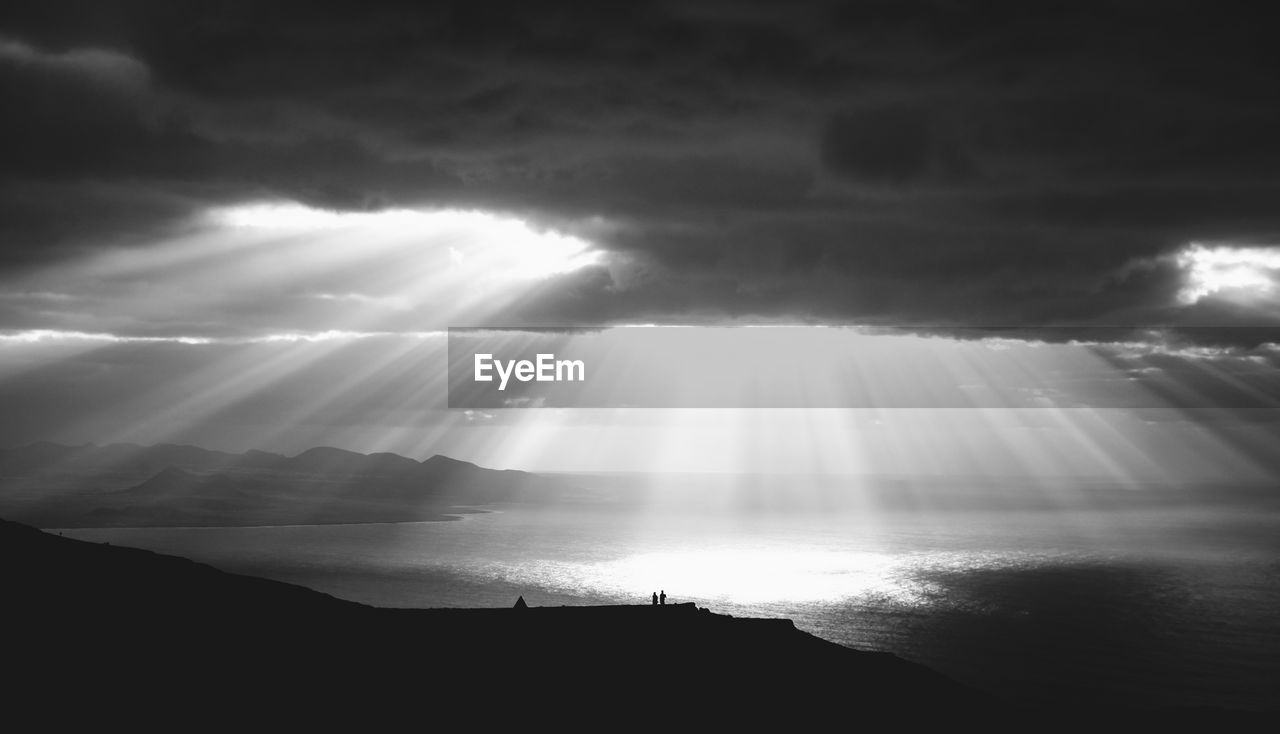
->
(288, 445, 423, 476)
(8, 443, 1275, 528)
(127, 466, 247, 497)
(3, 516, 1260, 729)
(0, 442, 566, 527)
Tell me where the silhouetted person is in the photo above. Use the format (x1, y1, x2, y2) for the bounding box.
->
(652, 592, 658, 605)
(660, 590, 666, 605)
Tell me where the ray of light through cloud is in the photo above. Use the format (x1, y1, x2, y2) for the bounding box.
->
(0, 201, 611, 453)
(3, 7, 1280, 714)
(9, 201, 608, 341)
(0, 205, 1277, 514)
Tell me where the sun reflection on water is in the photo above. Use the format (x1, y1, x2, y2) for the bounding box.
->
(480, 546, 933, 606)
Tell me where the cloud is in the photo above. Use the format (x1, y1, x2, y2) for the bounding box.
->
(1174, 244, 1280, 305)
(0, 1, 1279, 341)
(821, 103, 971, 185)
(0, 35, 149, 88)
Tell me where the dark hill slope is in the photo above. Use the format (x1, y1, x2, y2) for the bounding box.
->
(5, 516, 981, 727)
(3, 518, 1261, 730)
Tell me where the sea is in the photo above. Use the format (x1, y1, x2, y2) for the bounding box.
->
(59, 479, 1280, 710)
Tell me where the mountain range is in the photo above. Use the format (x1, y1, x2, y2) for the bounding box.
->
(0, 441, 564, 527)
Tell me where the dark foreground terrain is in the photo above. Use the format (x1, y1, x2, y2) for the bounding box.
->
(3, 518, 1265, 729)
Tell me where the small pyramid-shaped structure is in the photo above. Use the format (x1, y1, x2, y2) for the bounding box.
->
(513, 595, 528, 609)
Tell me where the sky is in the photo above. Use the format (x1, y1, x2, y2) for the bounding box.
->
(1, 1, 1279, 477)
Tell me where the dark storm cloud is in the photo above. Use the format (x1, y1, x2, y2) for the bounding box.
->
(2, 1, 1280, 336)
(821, 103, 972, 186)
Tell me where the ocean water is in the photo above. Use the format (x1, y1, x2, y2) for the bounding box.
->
(61, 498, 1280, 710)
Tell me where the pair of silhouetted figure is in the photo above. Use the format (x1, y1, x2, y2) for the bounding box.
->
(650, 590, 666, 606)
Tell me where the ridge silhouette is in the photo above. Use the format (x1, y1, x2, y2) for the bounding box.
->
(0, 441, 565, 528)
(1, 517, 1264, 729)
